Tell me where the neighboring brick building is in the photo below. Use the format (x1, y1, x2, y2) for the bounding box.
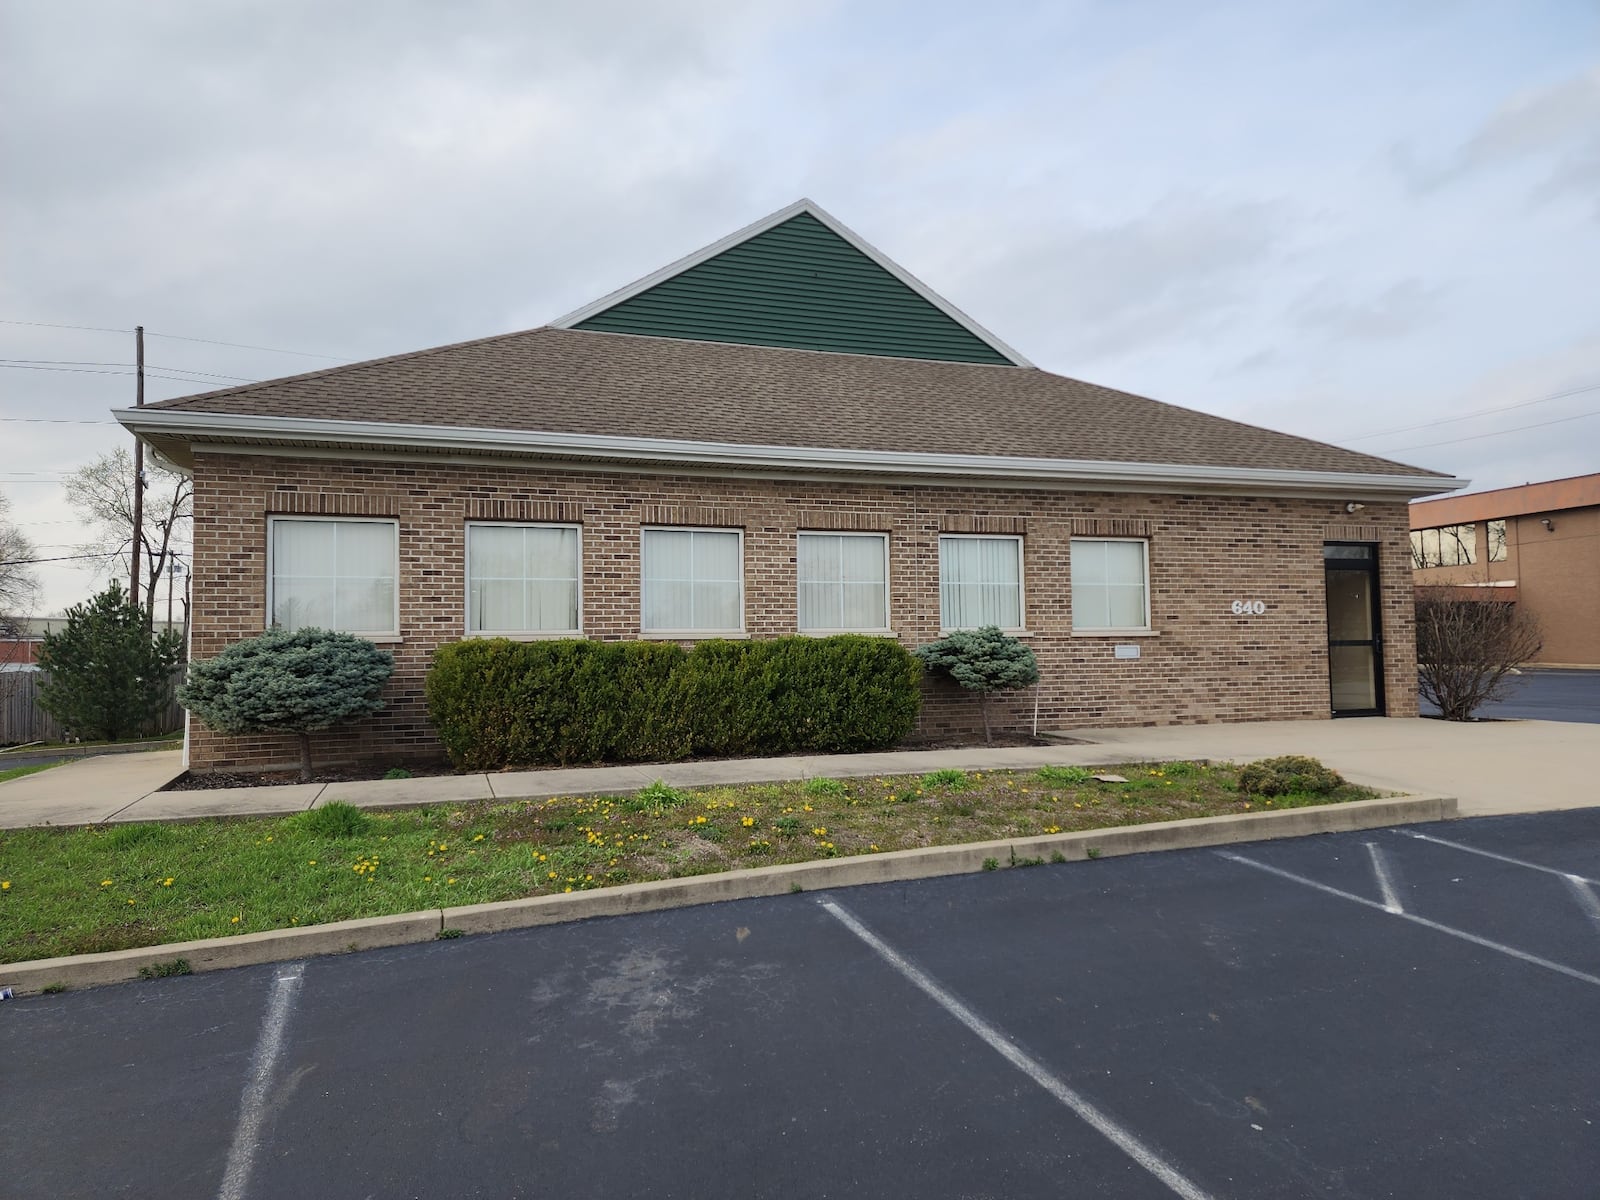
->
(118, 199, 1463, 772)
(1410, 472, 1600, 668)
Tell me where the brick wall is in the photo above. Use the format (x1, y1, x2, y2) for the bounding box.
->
(185, 452, 1418, 771)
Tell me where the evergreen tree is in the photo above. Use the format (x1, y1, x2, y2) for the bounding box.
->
(179, 627, 393, 781)
(914, 625, 1039, 745)
(37, 582, 183, 741)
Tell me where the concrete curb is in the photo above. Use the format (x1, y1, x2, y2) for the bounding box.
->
(1, 792, 1454, 996)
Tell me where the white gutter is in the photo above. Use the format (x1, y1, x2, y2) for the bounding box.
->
(114, 408, 1467, 499)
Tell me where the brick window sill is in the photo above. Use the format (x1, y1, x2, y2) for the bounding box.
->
(639, 630, 751, 641)
(1070, 629, 1160, 638)
(940, 629, 1034, 638)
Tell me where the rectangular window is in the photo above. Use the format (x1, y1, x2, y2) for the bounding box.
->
(1410, 524, 1479, 568)
(1071, 538, 1150, 631)
(466, 523, 580, 635)
(641, 527, 743, 634)
(797, 532, 889, 632)
(1488, 519, 1508, 562)
(938, 535, 1023, 630)
(268, 517, 398, 636)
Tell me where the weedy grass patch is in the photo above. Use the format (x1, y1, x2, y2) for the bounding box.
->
(0, 759, 1375, 962)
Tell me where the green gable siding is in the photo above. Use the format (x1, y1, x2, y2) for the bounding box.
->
(572, 212, 1016, 364)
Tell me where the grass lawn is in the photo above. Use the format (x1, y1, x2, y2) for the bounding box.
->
(0, 761, 1377, 963)
(2, 731, 182, 753)
(0, 763, 59, 786)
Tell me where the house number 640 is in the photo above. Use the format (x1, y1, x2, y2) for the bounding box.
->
(1231, 600, 1267, 615)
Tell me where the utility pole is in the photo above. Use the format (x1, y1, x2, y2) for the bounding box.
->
(130, 325, 145, 615)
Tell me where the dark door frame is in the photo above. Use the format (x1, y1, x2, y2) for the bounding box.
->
(1324, 542, 1386, 717)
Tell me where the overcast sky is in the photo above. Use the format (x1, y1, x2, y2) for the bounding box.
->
(3, 0, 1597, 613)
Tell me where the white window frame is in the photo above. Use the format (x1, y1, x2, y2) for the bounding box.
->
(463, 521, 583, 639)
(265, 515, 401, 640)
(639, 525, 746, 638)
(937, 533, 1026, 634)
(796, 531, 893, 635)
(1069, 536, 1152, 634)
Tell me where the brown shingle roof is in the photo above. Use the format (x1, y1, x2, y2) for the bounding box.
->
(142, 326, 1445, 479)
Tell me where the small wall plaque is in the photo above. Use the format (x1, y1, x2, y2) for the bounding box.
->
(1114, 644, 1141, 659)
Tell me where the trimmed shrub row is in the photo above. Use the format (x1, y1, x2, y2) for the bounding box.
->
(425, 635, 923, 770)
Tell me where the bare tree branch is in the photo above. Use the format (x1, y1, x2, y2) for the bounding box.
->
(64, 446, 192, 620)
(1416, 584, 1542, 720)
(0, 490, 42, 634)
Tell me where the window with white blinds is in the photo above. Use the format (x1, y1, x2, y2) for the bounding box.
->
(797, 532, 889, 632)
(466, 523, 581, 635)
(641, 527, 743, 633)
(938, 535, 1023, 630)
(268, 517, 399, 636)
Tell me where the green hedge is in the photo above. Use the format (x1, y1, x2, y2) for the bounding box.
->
(425, 635, 923, 770)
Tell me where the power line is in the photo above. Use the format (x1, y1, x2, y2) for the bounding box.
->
(0, 552, 119, 566)
(0, 319, 129, 334)
(145, 330, 352, 362)
(0, 358, 257, 384)
(1383, 407, 1600, 454)
(0, 358, 131, 368)
(1338, 382, 1600, 443)
(0, 417, 117, 425)
(147, 364, 259, 382)
(3, 317, 357, 362)
(0, 363, 133, 376)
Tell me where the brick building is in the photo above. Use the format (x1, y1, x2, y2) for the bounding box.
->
(117, 200, 1463, 772)
(1410, 472, 1600, 668)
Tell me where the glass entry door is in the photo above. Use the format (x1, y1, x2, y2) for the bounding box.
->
(1324, 543, 1385, 716)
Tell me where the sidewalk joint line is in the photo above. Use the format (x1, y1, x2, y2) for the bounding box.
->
(1215, 851, 1600, 990)
(1390, 829, 1599, 886)
(817, 896, 1215, 1200)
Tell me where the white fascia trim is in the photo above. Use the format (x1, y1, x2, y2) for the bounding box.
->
(548, 197, 1034, 368)
(113, 408, 1468, 499)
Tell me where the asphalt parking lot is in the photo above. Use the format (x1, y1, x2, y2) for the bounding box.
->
(5, 809, 1600, 1199)
(1421, 667, 1600, 723)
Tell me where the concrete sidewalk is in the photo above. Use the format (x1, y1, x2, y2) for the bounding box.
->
(1062, 716, 1600, 818)
(1, 717, 1594, 829)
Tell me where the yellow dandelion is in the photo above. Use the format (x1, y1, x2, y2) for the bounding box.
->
(162, 877, 174, 886)
(230, 915, 240, 924)
(1, 880, 10, 890)
(447, 878, 456, 885)
(101, 879, 114, 887)
(424, 875, 432, 882)
(307, 860, 316, 866)
(473, 834, 484, 842)
(127, 897, 137, 904)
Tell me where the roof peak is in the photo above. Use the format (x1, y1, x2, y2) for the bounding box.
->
(551, 199, 1032, 367)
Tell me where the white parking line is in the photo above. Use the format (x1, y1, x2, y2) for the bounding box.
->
(1364, 842, 1404, 913)
(1390, 829, 1600, 886)
(818, 897, 1215, 1200)
(217, 963, 306, 1200)
(1564, 876, 1600, 935)
(1215, 851, 1600, 990)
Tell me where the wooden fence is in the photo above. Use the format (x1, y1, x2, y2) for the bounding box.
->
(0, 670, 185, 746)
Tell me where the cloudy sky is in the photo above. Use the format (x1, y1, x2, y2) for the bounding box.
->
(3, 0, 1597, 613)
